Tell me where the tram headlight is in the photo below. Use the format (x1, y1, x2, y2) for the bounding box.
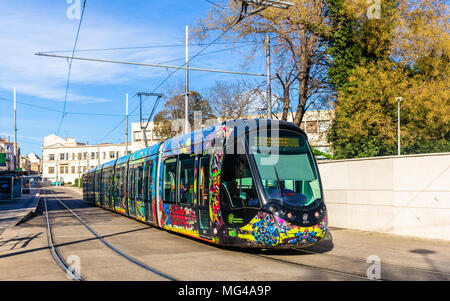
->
(269, 205, 278, 214)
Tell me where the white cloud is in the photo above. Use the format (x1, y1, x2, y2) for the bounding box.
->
(0, 2, 183, 104)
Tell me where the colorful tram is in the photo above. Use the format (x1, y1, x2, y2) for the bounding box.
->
(83, 119, 328, 249)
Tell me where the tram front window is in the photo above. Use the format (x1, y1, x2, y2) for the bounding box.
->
(249, 130, 322, 208)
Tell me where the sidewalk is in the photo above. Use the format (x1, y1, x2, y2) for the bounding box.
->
(0, 189, 40, 237)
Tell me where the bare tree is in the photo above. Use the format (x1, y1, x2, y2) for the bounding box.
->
(195, 0, 331, 126)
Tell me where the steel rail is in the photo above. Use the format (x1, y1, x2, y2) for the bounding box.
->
(64, 187, 450, 280)
(47, 189, 178, 281)
(43, 189, 84, 281)
(252, 253, 378, 281)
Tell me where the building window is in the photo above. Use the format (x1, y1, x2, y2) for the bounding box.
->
(60, 166, 65, 174)
(134, 131, 142, 142)
(91, 152, 96, 159)
(60, 153, 65, 161)
(103, 152, 106, 160)
(71, 166, 76, 174)
(319, 120, 331, 133)
(306, 121, 318, 133)
(109, 151, 115, 159)
(65, 166, 69, 174)
(49, 154, 55, 161)
(83, 153, 87, 160)
(48, 167, 55, 174)
(145, 131, 152, 141)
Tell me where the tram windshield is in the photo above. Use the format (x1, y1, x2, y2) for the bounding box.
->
(249, 130, 322, 208)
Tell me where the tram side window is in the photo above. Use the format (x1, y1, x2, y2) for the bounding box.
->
(163, 158, 177, 204)
(178, 156, 195, 205)
(135, 164, 144, 200)
(117, 167, 126, 199)
(128, 166, 134, 200)
(144, 162, 153, 201)
(95, 172, 102, 194)
(221, 154, 259, 209)
(102, 170, 109, 198)
(114, 168, 120, 199)
(198, 156, 210, 208)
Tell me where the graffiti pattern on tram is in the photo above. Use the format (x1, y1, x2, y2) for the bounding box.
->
(237, 212, 328, 247)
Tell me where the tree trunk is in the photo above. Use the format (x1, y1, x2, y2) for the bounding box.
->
(294, 29, 313, 127)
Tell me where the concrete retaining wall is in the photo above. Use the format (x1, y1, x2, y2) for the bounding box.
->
(318, 153, 450, 241)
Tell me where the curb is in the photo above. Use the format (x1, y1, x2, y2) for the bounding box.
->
(14, 193, 42, 227)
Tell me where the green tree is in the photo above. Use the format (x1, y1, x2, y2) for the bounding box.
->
(328, 0, 449, 158)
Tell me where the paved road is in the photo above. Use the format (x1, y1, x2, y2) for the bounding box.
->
(0, 187, 449, 281)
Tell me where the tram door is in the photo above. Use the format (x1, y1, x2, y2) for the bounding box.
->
(144, 161, 155, 224)
(128, 165, 137, 218)
(197, 155, 211, 239)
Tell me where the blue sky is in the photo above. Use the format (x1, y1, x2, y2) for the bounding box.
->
(0, 0, 266, 156)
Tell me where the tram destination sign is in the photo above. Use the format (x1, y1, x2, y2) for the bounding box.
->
(253, 137, 300, 148)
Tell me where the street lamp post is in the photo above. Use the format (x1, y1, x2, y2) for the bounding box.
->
(396, 97, 403, 156)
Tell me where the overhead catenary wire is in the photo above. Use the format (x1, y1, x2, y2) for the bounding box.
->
(0, 96, 139, 117)
(57, 0, 87, 136)
(35, 2, 270, 144)
(95, 12, 267, 144)
(38, 40, 260, 54)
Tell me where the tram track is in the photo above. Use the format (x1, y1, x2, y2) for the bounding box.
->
(42, 188, 178, 281)
(57, 187, 450, 281)
(243, 241, 450, 281)
(56, 188, 372, 280)
(290, 246, 450, 280)
(248, 252, 376, 281)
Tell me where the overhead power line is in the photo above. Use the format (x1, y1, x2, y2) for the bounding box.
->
(35, 53, 267, 77)
(57, 0, 87, 136)
(38, 41, 259, 54)
(94, 4, 273, 144)
(0, 96, 137, 117)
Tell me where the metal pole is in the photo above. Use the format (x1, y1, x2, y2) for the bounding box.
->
(397, 97, 403, 156)
(13, 88, 17, 172)
(185, 25, 190, 134)
(126, 94, 129, 154)
(266, 36, 272, 119)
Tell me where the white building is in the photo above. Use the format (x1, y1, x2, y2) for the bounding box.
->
(42, 135, 136, 184)
(131, 121, 161, 150)
(241, 110, 334, 155)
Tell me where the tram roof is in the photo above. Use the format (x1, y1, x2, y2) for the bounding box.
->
(162, 119, 302, 153)
(103, 159, 117, 169)
(129, 142, 162, 162)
